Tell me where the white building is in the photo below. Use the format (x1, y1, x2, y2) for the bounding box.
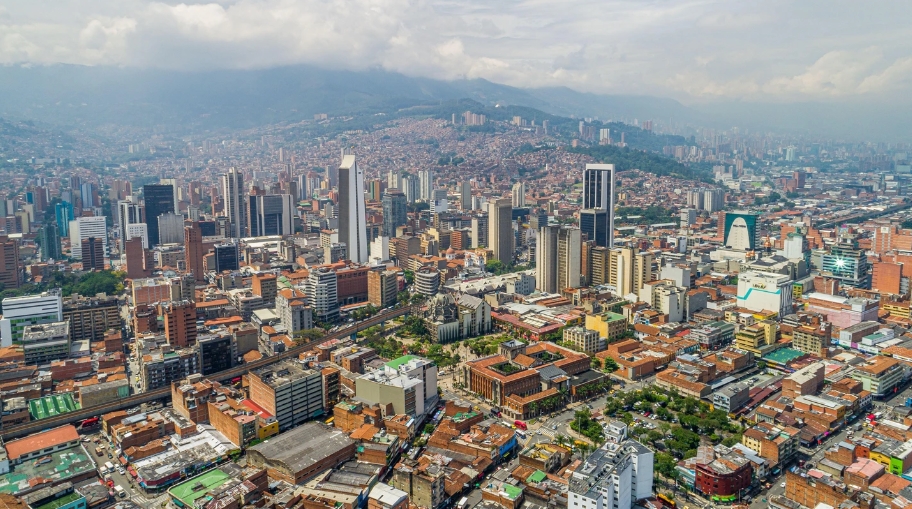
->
(221, 167, 246, 238)
(536, 226, 581, 293)
(157, 212, 184, 245)
(638, 280, 685, 323)
(305, 267, 339, 323)
(339, 155, 368, 263)
(125, 223, 149, 249)
(69, 216, 108, 260)
(737, 271, 794, 318)
(370, 236, 390, 265)
(512, 182, 526, 208)
(569, 424, 653, 509)
(384, 355, 438, 410)
(0, 290, 63, 347)
(418, 169, 434, 201)
(355, 370, 425, 418)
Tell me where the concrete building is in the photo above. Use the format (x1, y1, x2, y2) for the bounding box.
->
(415, 267, 440, 296)
(563, 326, 605, 354)
(20, 321, 70, 365)
(355, 370, 424, 418)
(712, 383, 750, 414)
(247, 421, 356, 485)
(737, 271, 794, 318)
(61, 293, 121, 342)
(488, 198, 513, 263)
(536, 226, 581, 293)
(583, 164, 616, 247)
(368, 267, 399, 308)
(221, 168, 246, 238)
(851, 357, 904, 397)
(276, 288, 313, 333)
(568, 435, 653, 509)
(339, 155, 368, 263)
(639, 281, 685, 323)
(305, 267, 340, 323)
(68, 216, 107, 261)
(248, 194, 295, 236)
(0, 290, 63, 347)
(248, 359, 324, 431)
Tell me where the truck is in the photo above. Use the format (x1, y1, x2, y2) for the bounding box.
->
(94, 447, 104, 457)
(104, 462, 115, 472)
(457, 497, 468, 509)
(114, 486, 125, 498)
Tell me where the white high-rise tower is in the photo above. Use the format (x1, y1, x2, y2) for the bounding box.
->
(220, 168, 246, 238)
(339, 155, 368, 263)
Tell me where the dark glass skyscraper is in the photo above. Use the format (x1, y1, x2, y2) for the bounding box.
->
(583, 164, 616, 247)
(381, 189, 407, 237)
(39, 224, 62, 261)
(214, 243, 239, 272)
(143, 184, 175, 247)
(580, 209, 610, 247)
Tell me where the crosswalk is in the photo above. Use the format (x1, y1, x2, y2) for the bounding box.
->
(537, 428, 556, 439)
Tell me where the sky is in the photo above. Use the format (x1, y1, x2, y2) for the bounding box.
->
(1, 0, 910, 104)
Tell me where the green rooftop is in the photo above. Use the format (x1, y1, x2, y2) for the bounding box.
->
(527, 470, 547, 483)
(34, 492, 83, 509)
(385, 355, 418, 370)
(600, 312, 625, 322)
(763, 347, 806, 365)
(28, 394, 80, 421)
(502, 484, 523, 500)
(0, 444, 94, 495)
(168, 469, 231, 506)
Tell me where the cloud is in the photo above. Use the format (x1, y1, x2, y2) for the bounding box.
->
(0, 0, 909, 102)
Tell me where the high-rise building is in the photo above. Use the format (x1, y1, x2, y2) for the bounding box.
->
(38, 224, 61, 262)
(0, 235, 20, 289)
(470, 215, 488, 249)
(418, 170, 434, 201)
(143, 184, 175, 247)
(511, 182, 526, 208)
(117, 198, 144, 249)
(703, 188, 724, 212)
(124, 237, 149, 279)
(460, 181, 472, 210)
(125, 223, 149, 249)
(568, 425, 654, 509)
(214, 243, 239, 272)
(184, 221, 206, 283)
(580, 209, 611, 248)
(584, 164, 616, 247)
(401, 175, 418, 203)
(339, 155, 368, 264)
(387, 170, 401, 190)
(69, 216, 107, 260)
(80, 182, 98, 208)
(608, 247, 653, 296)
(157, 213, 185, 245)
(368, 267, 399, 308)
(487, 198, 513, 263)
(220, 168, 246, 238)
(81, 237, 105, 271)
(55, 201, 74, 237)
(305, 267, 339, 323)
(382, 189, 407, 238)
(248, 194, 295, 236)
(821, 234, 871, 289)
(0, 290, 62, 346)
(159, 300, 197, 347)
(536, 226, 581, 293)
(721, 211, 760, 251)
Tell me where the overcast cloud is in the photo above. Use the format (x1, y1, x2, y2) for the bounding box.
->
(0, 0, 909, 103)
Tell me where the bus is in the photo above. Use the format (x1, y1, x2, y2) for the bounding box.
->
(515, 429, 526, 439)
(457, 497, 468, 509)
(657, 494, 676, 508)
(514, 420, 527, 430)
(79, 417, 100, 429)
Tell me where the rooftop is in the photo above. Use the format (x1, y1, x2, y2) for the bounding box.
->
(248, 422, 354, 477)
(4, 425, 79, 461)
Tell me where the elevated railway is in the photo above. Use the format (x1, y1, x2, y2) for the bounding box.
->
(0, 306, 410, 440)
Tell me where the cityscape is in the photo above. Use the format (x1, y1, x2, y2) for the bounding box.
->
(1, 4, 912, 509)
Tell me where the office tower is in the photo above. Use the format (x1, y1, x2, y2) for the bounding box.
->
(0, 236, 20, 290)
(69, 216, 107, 260)
(160, 178, 180, 209)
(460, 181, 472, 210)
(536, 226, 581, 293)
(157, 213, 184, 245)
(511, 182, 526, 208)
(185, 221, 206, 282)
(118, 199, 144, 249)
(125, 223, 149, 249)
(418, 169, 433, 201)
(55, 201, 74, 236)
(388, 170, 401, 190)
(143, 183, 176, 246)
(608, 247, 653, 296)
(703, 188, 724, 212)
(579, 209, 610, 248)
(368, 267, 399, 308)
(584, 164, 616, 247)
(80, 182, 98, 208)
(339, 155, 368, 263)
(248, 194, 295, 236)
(214, 243, 239, 272)
(721, 211, 760, 251)
(81, 237, 105, 271)
(305, 267, 340, 323)
(821, 234, 871, 289)
(382, 189, 407, 237)
(124, 237, 149, 279)
(39, 224, 61, 261)
(220, 168, 246, 238)
(487, 198, 514, 263)
(470, 215, 488, 249)
(0, 290, 62, 346)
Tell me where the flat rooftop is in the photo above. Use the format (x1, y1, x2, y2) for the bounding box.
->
(0, 444, 94, 495)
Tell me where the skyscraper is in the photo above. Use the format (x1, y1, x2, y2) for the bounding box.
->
(584, 164, 616, 247)
(382, 189, 407, 237)
(0, 236, 20, 290)
(536, 226, 581, 293)
(511, 182, 526, 208)
(39, 224, 61, 261)
(418, 169, 434, 201)
(81, 237, 105, 271)
(401, 176, 418, 203)
(185, 221, 206, 282)
(248, 194, 295, 237)
(55, 201, 74, 237)
(460, 181, 472, 210)
(143, 184, 175, 247)
(220, 168, 246, 238)
(388, 170, 402, 190)
(157, 213, 184, 245)
(69, 216, 107, 260)
(214, 243, 239, 272)
(118, 198, 144, 249)
(487, 198, 514, 263)
(339, 155, 368, 263)
(580, 209, 610, 248)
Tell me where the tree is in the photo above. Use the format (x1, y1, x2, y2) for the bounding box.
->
(294, 328, 324, 345)
(602, 357, 620, 373)
(424, 424, 436, 434)
(397, 291, 411, 306)
(655, 453, 679, 480)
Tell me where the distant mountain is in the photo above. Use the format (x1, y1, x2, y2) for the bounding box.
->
(0, 64, 907, 141)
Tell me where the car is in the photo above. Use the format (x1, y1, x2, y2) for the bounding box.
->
(117, 467, 125, 475)
(551, 425, 557, 430)
(780, 482, 786, 488)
